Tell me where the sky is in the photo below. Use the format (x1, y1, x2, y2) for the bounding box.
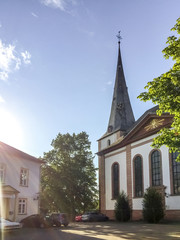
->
(0, 0, 179, 168)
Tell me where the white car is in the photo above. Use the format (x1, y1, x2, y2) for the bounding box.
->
(0, 218, 21, 231)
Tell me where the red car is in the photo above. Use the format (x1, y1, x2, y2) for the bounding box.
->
(75, 215, 82, 222)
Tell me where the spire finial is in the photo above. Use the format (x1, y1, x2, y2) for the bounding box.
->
(116, 31, 122, 45)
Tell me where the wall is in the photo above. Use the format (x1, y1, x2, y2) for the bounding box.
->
(131, 135, 180, 211)
(99, 131, 120, 151)
(105, 149, 127, 210)
(0, 153, 41, 221)
(102, 133, 180, 220)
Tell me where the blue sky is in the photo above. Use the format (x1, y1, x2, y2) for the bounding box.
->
(0, 0, 179, 168)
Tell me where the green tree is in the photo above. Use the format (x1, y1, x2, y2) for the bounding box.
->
(40, 132, 98, 217)
(114, 191, 131, 222)
(143, 187, 164, 223)
(138, 18, 180, 161)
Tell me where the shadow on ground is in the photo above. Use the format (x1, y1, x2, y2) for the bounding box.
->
(3, 221, 180, 240)
(62, 221, 180, 240)
(3, 227, 98, 240)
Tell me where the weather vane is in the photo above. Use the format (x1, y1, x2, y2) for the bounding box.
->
(116, 31, 122, 44)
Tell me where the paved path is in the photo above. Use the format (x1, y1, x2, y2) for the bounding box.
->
(3, 221, 180, 240)
(64, 222, 180, 240)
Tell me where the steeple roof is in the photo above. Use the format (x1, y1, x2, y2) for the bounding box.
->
(107, 41, 135, 133)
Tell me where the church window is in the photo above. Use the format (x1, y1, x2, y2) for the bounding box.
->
(172, 152, 180, 195)
(134, 156, 143, 197)
(151, 150, 162, 186)
(112, 163, 119, 199)
(107, 139, 111, 146)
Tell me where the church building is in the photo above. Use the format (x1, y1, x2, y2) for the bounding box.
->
(97, 38, 180, 221)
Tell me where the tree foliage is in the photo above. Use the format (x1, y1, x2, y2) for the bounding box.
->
(138, 18, 180, 161)
(114, 191, 131, 222)
(40, 132, 98, 217)
(143, 187, 164, 223)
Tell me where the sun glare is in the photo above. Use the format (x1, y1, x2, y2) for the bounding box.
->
(0, 108, 23, 149)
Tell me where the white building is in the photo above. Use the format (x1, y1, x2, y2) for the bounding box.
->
(0, 141, 43, 222)
(97, 40, 180, 221)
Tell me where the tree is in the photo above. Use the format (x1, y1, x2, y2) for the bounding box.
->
(138, 18, 180, 161)
(40, 132, 98, 217)
(143, 187, 164, 223)
(114, 191, 131, 222)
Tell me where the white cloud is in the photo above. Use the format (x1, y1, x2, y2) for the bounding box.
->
(0, 39, 31, 81)
(31, 12, 38, 18)
(41, 0, 66, 11)
(40, 0, 77, 13)
(0, 40, 19, 81)
(0, 95, 5, 103)
(0, 72, 8, 81)
(21, 51, 31, 65)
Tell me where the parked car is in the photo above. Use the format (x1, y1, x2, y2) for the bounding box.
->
(48, 213, 69, 227)
(0, 218, 22, 231)
(20, 214, 50, 228)
(82, 212, 109, 222)
(75, 215, 82, 222)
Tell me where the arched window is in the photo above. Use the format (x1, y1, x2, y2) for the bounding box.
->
(107, 139, 111, 146)
(134, 156, 143, 197)
(172, 152, 180, 195)
(151, 150, 162, 186)
(112, 163, 119, 199)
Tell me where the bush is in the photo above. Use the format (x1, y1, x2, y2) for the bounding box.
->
(143, 187, 164, 223)
(114, 191, 131, 221)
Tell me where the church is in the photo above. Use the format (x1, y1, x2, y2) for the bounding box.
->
(97, 38, 180, 221)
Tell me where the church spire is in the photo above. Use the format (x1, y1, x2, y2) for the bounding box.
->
(107, 33, 135, 133)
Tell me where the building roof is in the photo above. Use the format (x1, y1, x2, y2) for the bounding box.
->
(97, 105, 173, 156)
(107, 41, 135, 134)
(2, 185, 20, 194)
(126, 105, 159, 134)
(0, 141, 43, 163)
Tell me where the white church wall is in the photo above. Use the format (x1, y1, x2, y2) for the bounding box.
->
(131, 135, 156, 147)
(100, 133, 118, 150)
(131, 136, 180, 211)
(105, 150, 127, 210)
(161, 146, 170, 193)
(131, 139, 151, 210)
(100, 129, 180, 214)
(166, 196, 180, 210)
(162, 146, 180, 210)
(131, 137, 168, 210)
(131, 140, 153, 194)
(133, 198, 143, 210)
(105, 147, 126, 158)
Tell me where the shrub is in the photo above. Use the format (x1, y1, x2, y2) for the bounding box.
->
(114, 191, 131, 221)
(143, 187, 164, 223)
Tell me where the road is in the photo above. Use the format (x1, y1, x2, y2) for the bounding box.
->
(2, 221, 180, 240)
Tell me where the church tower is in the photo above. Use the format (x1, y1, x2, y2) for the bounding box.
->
(98, 33, 135, 151)
(97, 33, 178, 221)
(107, 33, 135, 135)
(98, 34, 135, 216)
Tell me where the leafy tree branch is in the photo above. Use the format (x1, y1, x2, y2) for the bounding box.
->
(138, 18, 180, 161)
